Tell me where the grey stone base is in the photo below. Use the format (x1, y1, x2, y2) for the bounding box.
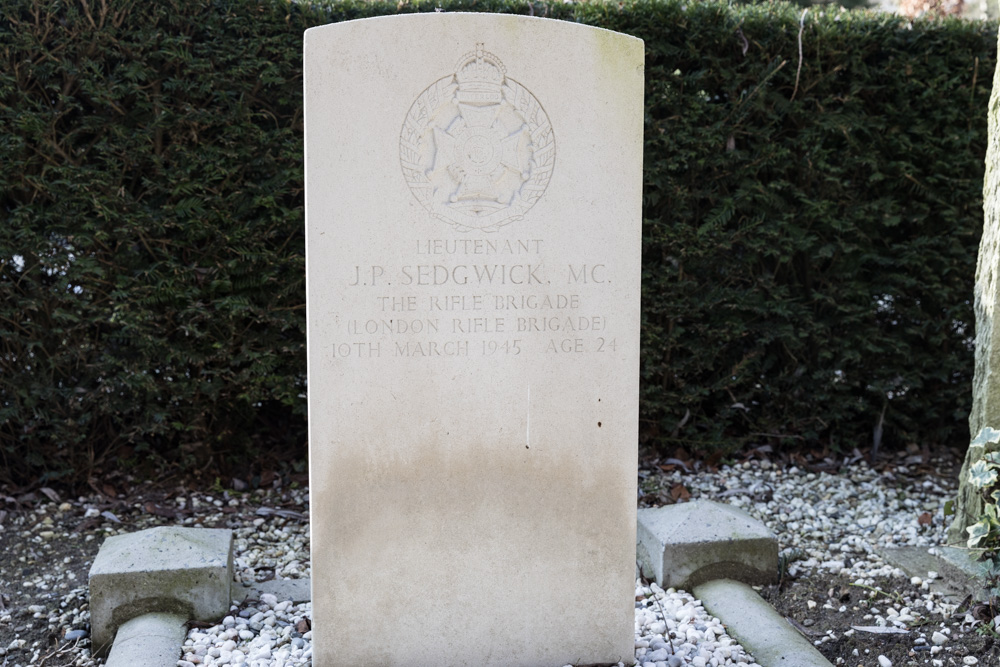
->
(637, 500, 779, 589)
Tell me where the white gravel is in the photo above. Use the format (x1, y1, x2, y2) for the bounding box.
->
(634, 581, 760, 667)
(637, 455, 969, 666)
(172, 457, 959, 667)
(0, 455, 968, 667)
(641, 457, 955, 581)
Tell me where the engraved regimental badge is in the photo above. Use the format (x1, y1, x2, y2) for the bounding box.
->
(400, 44, 555, 232)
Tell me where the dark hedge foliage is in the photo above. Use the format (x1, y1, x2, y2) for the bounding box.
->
(0, 0, 314, 482)
(631, 4, 993, 454)
(0, 0, 994, 485)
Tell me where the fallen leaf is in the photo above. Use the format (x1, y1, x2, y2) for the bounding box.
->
(669, 483, 691, 502)
(918, 512, 933, 526)
(39, 487, 60, 503)
(74, 517, 101, 533)
(971, 602, 994, 622)
(101, 511, 122, 524)
(662, 458, 691, 473)
(144, 502, 178, 519)
(296, 618, 311, 633)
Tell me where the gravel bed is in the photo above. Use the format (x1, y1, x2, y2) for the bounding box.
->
(640, 459, 955, 580)
(0, 457, 968, 667)
(640, 457, 969, 667)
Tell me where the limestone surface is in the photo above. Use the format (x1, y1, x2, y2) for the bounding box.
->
(304, 13, 644, 667)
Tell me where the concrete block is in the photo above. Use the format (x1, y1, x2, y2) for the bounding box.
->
(88, 526, 233, 656)
(637, 499, 778, 589)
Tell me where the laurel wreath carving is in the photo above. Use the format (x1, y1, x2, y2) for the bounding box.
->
(400, 74, 555, 233)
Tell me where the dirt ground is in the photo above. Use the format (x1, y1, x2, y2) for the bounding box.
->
(0, 482, 264, 665)
(760, 573, 1000, 666)
(2, 469, 999, 666)
(1, 498, 106, 664)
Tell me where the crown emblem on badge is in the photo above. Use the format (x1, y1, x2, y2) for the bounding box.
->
(455, 44, 505, 105)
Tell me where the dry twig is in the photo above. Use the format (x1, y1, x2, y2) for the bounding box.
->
(791, 9, 807, 102)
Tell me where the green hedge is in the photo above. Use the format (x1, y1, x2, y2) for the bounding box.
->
(633, 4, 994, 453)
(0, 0, 311, 482)
(0, 0, 994, 484)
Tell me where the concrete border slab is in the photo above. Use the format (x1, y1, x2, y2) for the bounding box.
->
(234, 578, 312, 604)
(102, 612, 187, 667)
(877, 545, 988, 603)
(694, 579, 834, 667)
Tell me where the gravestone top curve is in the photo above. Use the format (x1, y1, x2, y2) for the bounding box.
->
(306, 13, 643, 666)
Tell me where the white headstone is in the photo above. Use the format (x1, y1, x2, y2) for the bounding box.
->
(305, 14, 644, 665)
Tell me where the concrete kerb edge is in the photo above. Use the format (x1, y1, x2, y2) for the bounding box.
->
(637, 500, 836, 667)
(88, 525, 315, 665)
(102, 612, 188, 667)
(694, 579, 834, 667)
(877, 545, 991, 604)
(233, 577, 313, 605)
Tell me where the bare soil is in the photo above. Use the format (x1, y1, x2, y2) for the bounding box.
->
(0, 481, 266, 666)
(2, 459, 999, 666)
(761, 573, 1000, 666)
